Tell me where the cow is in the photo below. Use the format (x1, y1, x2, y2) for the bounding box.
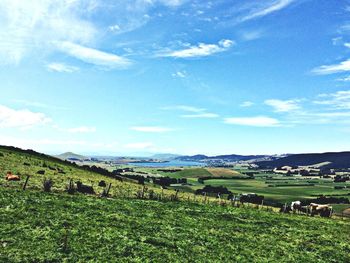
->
(291, 201, 302, 213)
(5, 172, 20, 181)
(309, 203, 333, 218)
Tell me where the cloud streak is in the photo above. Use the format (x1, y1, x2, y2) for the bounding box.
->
(312, 59, 350, 75)
(56, 41, 132, 68)
(159, 39, 234, 58)
(47, 62, 79, 73)
(239, 0, 295, 22)
(130, 126, 174, 133)
(224, 116, 280, 127)
(265, 99, 301, 112)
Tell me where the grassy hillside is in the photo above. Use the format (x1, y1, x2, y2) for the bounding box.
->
(1, 187, 349, 262)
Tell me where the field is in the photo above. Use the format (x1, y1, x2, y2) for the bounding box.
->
(1, 187, 350, 262)
(132, 165, 350, 213)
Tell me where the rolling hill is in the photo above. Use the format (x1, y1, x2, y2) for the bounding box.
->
(177, 154, 274, 162)
(257, 151, 350, 169)
(55, 152, 88, 161)
(1, 145, 350, 261)
(1, 187, 349, 262)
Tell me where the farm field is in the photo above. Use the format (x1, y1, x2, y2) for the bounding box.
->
(1, 187, 350, 262)
(139, 166, 350, 213)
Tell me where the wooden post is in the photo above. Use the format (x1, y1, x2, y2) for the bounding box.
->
(106, 183, 112, 196)
(161, 187, 164, 201)
(204, 192, 207, 204)
(22, 175, 30, 190)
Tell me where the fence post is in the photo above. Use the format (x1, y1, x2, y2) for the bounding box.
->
(22, 175, 30, 190)
(106, 183, 112, 196)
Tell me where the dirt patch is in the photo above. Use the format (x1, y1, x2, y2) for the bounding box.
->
(206, 168, 241, 177)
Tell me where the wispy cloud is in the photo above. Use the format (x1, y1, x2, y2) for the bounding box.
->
(66, 126, 96, 133)
(313, 90, 350, 109)
(0, 104, 51, 129)
(311, 58, 350, 75)
(158, 39, 234, 58)
(162, 105, 206, 113)
(240, 101, 254, 107)
(56, 41, 132, 69)
(0, 0, 97, 64)
(130, 126, 174, 133)
(181, 113, 219, 118)
(224, 116, 280, 127)
(265, 99, 301, 112)
(124, 142, 154, 150)
(47, 62, 79, 73)
(172, 71, 187, 78)
(13, 100, 68, 110)
(163, 105, 219, 118)
(240, 30, 264, 41)
(239, 0, 295, 23)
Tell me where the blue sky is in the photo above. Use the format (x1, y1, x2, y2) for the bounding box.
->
(1, 0, 350, 156)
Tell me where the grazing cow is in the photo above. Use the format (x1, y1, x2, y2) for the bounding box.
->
(76, 181, 95, 194)
(5, 172, 20, 181)
(291, 201, 302, 213)
(280, 204, 292, 213)
(309, 203, 333, 218)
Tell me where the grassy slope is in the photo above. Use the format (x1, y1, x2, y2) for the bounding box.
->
(0, 146, 151, 196)
(1, 187, 350, 263)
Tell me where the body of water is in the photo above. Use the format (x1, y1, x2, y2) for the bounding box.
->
(129, 160, 205, 167)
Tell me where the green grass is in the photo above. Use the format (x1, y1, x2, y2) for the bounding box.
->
(1, 187, 350, 262)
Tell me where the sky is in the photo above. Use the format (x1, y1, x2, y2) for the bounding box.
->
(1, 0, 350, 156)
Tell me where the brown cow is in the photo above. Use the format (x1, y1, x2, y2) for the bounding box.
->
(309, 203, 333, 218)
(5, 172, 20, 181)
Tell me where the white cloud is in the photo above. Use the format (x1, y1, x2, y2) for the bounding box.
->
(312, 59, 350, 75)
(0, 0, 97, 64)
(130, 126, 173, 133)
(181, 113, 219, 118)
(313, 90, 350, 110)
(0, 105, 51, 129)
(124, 142, 154, 149)
(162, 105, 206, 113)
(239, 0, 295, 22)
(336, 76, 350, 82)
(67, 126, 96, 133)
(265, 99, 301, 112)
(240, 30, 264, 41)
(47, 62, 79, 73)
(108, 24, 121, 32)
(0, 0, 185, 65)
(156, 0, 187, 7)
(224, 116, 280, 127)
(159, 39, 234, 58)
(56, 41, 132, 68)
(240, 101, 254, 107)
(172, 71, 186, 78)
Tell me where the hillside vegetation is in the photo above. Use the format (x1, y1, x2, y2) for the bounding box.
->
(1, 187, 349, 262)
(257, 151, 350, 169)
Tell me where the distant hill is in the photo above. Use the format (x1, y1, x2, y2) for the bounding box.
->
(56, 152, 88, 161)
(176, 154, 272, 162)
(257, 151, 350, 169)
(150, 153, 182, 160)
